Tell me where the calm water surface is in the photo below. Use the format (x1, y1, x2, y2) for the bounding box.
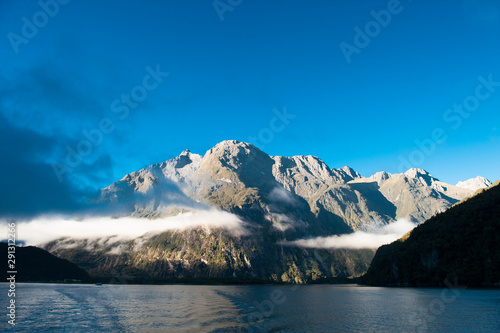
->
(1, 283, 499, 332)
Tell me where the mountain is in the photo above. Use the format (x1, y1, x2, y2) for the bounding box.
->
(98, 141, 477, 228)
(362, 180, 500, 287)
(42, 140, 488, 283)
(358, 168, 473, 222)
(456, 176, 492, 191)
(0, 243, 90, 282)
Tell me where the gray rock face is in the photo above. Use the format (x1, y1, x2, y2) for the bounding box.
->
(99, 140, 481, 229)
(357, 168, 476, 222)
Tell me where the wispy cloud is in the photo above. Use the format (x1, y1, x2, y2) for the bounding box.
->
(268, 186, 297, 205)
(1, 210, 246, 246)
(280, 219, 416, 249)
(265, 213, 307, 232)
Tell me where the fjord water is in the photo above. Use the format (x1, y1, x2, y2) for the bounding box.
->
(2, 283, 499, 332)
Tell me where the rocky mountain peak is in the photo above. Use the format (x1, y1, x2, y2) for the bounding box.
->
(207, 140, 253, 153)
(272, 154, 344, 185)
(369, 171, 390, 183)
(456, 176, 492, 191)
(203, 140, 268, 171)
(166, 149, 202, 169)
(180, 149, 191, 156)
(404, 168, 438, 186)
(404, 168, 432, 178)
(295, 155, 332, 173)
(340, 166, 362, 181)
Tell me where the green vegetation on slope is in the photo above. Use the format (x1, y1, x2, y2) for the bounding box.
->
(45, 225, 375, 284)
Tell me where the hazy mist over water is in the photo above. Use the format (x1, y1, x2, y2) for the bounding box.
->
(2, 283, 499, 332)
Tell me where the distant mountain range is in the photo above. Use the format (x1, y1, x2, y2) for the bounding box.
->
(362, 180, 500, 287)
(98, 140, 486, 226)
(456, 176, 492, 191)
(42, 140, 492, 283)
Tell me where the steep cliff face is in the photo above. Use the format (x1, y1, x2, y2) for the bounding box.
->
(362, 181, 500, 287)
(271, 154, 393, 230)
(45, 226, 375, 284)
(355, 168, 474, 222)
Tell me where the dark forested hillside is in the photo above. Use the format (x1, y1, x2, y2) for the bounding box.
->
(0, 243, 90, 282)
(362, 181, 500, 287)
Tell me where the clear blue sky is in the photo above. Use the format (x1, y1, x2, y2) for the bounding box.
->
(1, 0, 499, 216)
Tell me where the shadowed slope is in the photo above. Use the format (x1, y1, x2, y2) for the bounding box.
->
(0, 243, 90, 282)
(362, 180, 500, 287)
